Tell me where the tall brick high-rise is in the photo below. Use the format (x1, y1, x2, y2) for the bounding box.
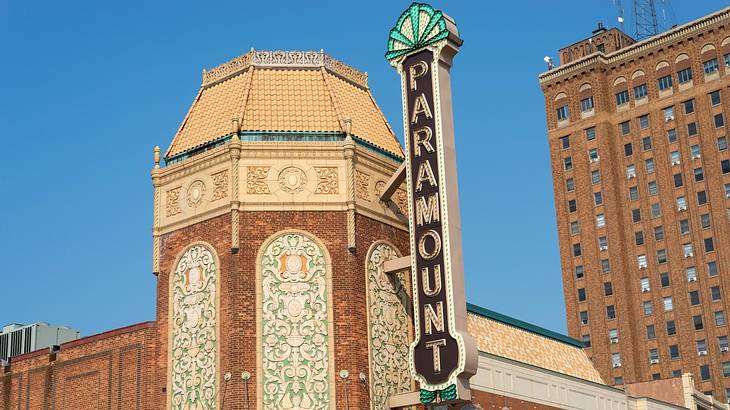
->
(540, 6, 730, 401)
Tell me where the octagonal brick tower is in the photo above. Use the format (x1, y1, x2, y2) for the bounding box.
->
(151, 50, 414, 409)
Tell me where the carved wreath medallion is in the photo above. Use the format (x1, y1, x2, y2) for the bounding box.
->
(278, 167, 308, 194)
(186, 180, 206, 208)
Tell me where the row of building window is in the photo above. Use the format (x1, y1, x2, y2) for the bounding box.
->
(578, 282, 722, 306)
(561, 92, 724, 149)
(556, 66, 727, 121)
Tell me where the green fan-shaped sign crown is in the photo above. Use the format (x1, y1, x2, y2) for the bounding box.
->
(386, 3, 450, 61)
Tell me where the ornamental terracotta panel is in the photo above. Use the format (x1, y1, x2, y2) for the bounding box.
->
(366, 242, 412, 410)
(260, 232, 333, 409)
(169, 244, 219, 409)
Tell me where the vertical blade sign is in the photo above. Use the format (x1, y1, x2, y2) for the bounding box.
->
(386, 2, 477, 404)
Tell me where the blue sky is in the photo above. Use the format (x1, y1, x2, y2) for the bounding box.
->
(1, 0, 727, 337)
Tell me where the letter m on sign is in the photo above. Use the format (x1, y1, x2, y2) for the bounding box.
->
(415, 193, 439, 227)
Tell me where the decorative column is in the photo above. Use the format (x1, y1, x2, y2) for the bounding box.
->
(151, 146, 161, 275)
(230, 119, 241, 253)
(343, 118, 356, 251)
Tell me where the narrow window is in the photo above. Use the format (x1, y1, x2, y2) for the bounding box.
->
(710, 90, 722, 106)
(658, 75, 673, 90)
(688, 122, 698, 136)
(557, 105, 569, 121)
(620, 121, 631, 135)
(646, 158, 656, 173)
(667, 128, 678, 143)
(585, 127, 596, 140)
(683, 99, 695, 114)
(716, 113, 725, 128)
(642, 136, 652, 150)
(615, 90, 630, 106)
(624, 143, 633, 156)
(718, 136, 728, 151)
(634, 84, 648, 99)
(704, 58, 719, 74)
(560, 135, 570, 149)
(580, 97, 594, 112)
(654, 226, 664, 241)
(639, 115, 650, 129)
(677, 67, 693, 83)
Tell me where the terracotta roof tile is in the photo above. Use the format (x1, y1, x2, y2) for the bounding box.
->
(467, 313, 604, 384)
(165, 50, 403, 160)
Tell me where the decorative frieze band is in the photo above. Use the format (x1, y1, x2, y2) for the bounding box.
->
(202, 50, 368, 88)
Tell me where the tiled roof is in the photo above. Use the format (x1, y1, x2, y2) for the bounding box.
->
(165, 50, 403, 160)
(467, 303, 604, 384)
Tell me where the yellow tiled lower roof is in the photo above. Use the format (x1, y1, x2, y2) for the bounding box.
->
(165, 50, 403, 160)
(467, 312, 604, 384)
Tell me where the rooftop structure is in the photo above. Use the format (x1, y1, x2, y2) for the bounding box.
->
(165, 49, 403, 163)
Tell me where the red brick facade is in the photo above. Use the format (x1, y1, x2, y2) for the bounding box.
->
(541, 8, 730, 398)
(0, 210, 414, 409)
(0, 322, 157, 409)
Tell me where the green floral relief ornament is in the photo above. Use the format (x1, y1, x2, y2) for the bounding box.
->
(261, 233, 331, 409)
(170, 245, 218, 409)
(386, 3, 450, 61)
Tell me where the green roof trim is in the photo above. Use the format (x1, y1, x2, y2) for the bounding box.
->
(466, 302, 584, 348)
(164, 131, 403, 166)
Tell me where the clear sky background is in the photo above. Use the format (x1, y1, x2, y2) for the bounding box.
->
(1, 0, 727, 337)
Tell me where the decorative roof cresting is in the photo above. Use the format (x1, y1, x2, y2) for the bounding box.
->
(202, 49, 368, 88)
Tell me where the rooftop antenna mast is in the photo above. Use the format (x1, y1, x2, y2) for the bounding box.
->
(613, 0, 625, 30)
(632, 0, 674, 40)
(633, 0, 659, 39)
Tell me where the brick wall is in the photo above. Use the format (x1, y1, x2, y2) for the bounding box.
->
(0, 321, 157, 409)
(156, 210, 408, 409)
(541, 10, 730, 397)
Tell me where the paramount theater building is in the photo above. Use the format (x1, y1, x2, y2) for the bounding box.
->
(2, 3, 726, 410)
